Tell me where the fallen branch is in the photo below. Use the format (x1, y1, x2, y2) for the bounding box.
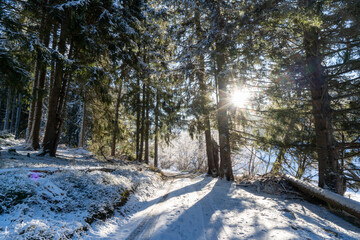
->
(99, 145, 111, 162)
(84, 168, 117, 173)
(284, 174, 360, 219)
(29, 168, 118, 176)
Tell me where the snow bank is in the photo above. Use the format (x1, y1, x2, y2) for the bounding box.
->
(0, 166, 162, 239)
(0, 139, 163, 239)
(87, 176, 360, 239)
(284, 174, 360, 219)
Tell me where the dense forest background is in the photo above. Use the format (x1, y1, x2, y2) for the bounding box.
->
(0, 0, 359, 195)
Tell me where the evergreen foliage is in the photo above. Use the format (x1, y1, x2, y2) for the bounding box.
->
(1, 0, 359, 194)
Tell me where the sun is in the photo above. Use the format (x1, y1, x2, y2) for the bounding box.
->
(230, 88, 252, 108)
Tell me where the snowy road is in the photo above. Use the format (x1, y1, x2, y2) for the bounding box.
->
(88, 176, 360, 240)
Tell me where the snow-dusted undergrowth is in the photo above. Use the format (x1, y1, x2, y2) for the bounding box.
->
(1, 134, 359, 239)
(0, 135, 163, 239)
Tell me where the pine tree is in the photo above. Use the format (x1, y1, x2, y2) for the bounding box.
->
(255, 0, 359, 193)
(111, 80, 123, 157)
(210, 0, 233, 180)
(27, 1, 52, 149)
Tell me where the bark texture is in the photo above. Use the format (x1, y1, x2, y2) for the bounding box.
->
(30, 16, 51, 149)
(26, 59, 40, 140)
(138, 82, 146, 162)
(15, 93, 22, 138)
(302, 0, 344, 195)
(284, 174, 359, 219)
(78, 99, 87, 148)
(41, 18, 69, 156)
(154, 88, 160, 167)
(213, 2, 233, 181)
(144, 85, 150, 164)
(9, 90, 17, 133)
(135, 78, 141, 161)
(111, 83, 122, 157)
(195, 5, 218, 176)
(3, 87, 12, 131)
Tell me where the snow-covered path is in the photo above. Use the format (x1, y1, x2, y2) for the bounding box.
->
(87, 175, 359, 240)
(1, 138, 358, 239)
(125, 177, 230, 240)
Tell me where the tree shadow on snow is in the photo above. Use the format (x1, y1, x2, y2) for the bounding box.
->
(131, 177, 288, 240)
(128, 177, 360, 240)
(235, 185, 360, 240)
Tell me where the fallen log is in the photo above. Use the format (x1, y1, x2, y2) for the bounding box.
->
(283, 174, 360, 219)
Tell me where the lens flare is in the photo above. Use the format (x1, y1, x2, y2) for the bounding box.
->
(230, 88, 252, 108)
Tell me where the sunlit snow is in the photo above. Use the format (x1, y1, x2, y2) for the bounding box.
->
(1, 137, 359, 239)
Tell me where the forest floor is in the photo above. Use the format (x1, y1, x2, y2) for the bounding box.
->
(87, 174, 360, 240)
(0, 134, 359, 239)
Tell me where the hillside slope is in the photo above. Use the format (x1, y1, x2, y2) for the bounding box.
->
(0, 136, 359, 239)
(87, 175, 360, 240)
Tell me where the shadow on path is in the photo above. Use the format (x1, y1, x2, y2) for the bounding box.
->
(124, 176, 359, 240)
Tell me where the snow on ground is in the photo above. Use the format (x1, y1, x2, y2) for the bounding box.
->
(0, 135, 106, 170)
(86, 175, 360, 240)
(1, 135, 359, 239)
(0, 135, 164, 239)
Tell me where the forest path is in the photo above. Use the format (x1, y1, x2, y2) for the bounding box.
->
(97, 176, 359, 240)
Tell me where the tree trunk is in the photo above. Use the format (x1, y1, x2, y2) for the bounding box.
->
(0, 99, 2, 124)
(30, 18, 51, 149)
(302, 0, 344, 195)
(26, 59, 40, 141)
(154, 88, 160, 167)
(3, 87, 12, 131)
(15, 93, 22, 139)
(251, 147, 256, 176)
(49, 24, 59, 91)
(111, 83, 122, 157)
(195, 5, 217, 176)
(26, 11, 49, 143)
(9, 90, 17, 133)
(216, 43, 233, 181)
(205, 121, 217, 176)
(213, 1, 233, 180)
(54, 71, 72, 150)
(139, 82, 146, 162)
(144, 85, 150, 164)
(212, 138, 219, 171)
(41, 18, 69, 156)
(78, 97, 87, 148)
(135, 78, 141, 161)
(248, 146, 254, 176)
(271, 147, 286, 174)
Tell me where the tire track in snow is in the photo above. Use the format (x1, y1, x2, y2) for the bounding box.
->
(126, 179, 174, 240)
(113, 176, 359, 240)
(126, 177, 231, 240)
(193, 179, 231, 239)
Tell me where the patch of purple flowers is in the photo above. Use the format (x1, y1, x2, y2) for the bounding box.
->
(29, 172, 41, 181)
